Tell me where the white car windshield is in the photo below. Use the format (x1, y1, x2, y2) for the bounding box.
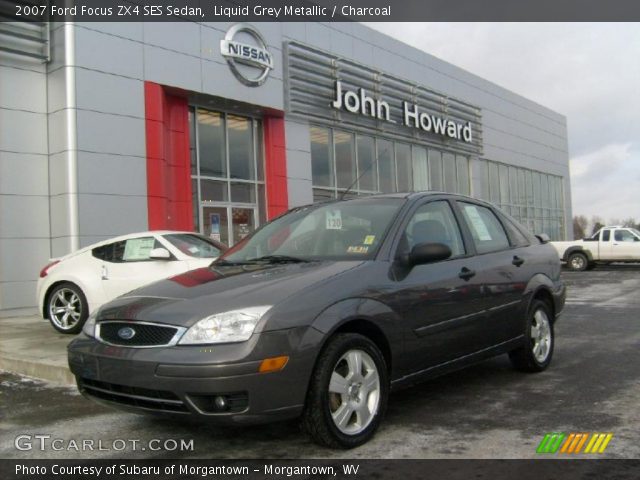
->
(219, 198, 404, 263)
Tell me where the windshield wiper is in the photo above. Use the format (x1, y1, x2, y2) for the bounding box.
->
(212, 259, 252, 266)
(246, 255, 310, 264)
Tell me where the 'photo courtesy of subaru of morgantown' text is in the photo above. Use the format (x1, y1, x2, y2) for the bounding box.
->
(1, 1, 639, 479)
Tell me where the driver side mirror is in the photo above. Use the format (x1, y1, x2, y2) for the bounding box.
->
(149, 247, 171, 260)
(408, 242, 452, 267)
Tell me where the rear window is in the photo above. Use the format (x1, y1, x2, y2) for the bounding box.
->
(163, 234, 222, 258)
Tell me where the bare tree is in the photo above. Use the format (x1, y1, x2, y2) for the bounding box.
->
(622, 217, 637, 228)
(573, 215, 588, 239)
(591, 216, 605, 236)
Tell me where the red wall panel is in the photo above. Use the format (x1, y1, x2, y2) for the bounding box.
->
(263, 116, 289, 219)
(144, 82, 193, 231)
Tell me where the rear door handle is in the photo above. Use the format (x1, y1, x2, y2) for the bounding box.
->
(458, 267, 476, 281)
(512, 256, 525, 267)
(101, 265, 109, 280)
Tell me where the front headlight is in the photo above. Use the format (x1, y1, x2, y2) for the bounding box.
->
(82, 309, 99, 338)
(178, 306, 272, 345)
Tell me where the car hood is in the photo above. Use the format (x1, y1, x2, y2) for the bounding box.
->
(97, 260, 365, 328)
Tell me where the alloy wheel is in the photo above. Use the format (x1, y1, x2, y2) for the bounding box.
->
(328, 349, 381, 435)
(531, 309, 552, 363)
(49, 288, 83, 331)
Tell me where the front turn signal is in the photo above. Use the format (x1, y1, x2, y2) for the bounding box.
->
(259, 355, 289, 373)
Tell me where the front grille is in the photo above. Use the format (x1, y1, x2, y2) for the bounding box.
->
(98, 322, 179, 347)
(80, 378, 189, 413)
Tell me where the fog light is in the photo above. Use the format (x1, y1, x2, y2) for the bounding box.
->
(259, 355, 289, 373)
(214, 396, 227, 410)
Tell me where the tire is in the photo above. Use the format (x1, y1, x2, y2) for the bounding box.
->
(46, 282, 89, 334)
(302, 333, 389, 449)
(567, 252, 588, 271)
(509, 299, 554, 373)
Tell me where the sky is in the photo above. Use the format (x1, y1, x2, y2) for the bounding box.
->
(365, 23, 640, 224)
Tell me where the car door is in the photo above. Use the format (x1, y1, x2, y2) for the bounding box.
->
(609, 229, 640, 260)
(100, 236, 189, 301)
(385, 199, 486, 370)
(455, 201, 526, 347)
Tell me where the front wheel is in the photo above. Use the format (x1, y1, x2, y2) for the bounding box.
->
(509, 299, 554, 372)
(567, 252, 588, 271)
(302, 333, 389, 448)
(47, 282, 89, 334)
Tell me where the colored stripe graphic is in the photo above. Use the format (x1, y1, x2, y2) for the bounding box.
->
(539, 433, 613, 454)
(537, 433, 566, 453)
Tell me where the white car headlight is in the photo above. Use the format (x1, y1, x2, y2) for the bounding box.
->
(83, 309, 99, 338)
(178, 306, 271, 345)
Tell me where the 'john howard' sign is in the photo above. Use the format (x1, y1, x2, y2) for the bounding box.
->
(331, 81, 473, 143)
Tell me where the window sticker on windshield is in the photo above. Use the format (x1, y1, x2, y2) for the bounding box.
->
(364, 235, 376, 245)
(326, 210, 342, 230)
(347, 245, 369, 254)
(464, 205, 492, 241)
(188, 246, 199, 254)
(123, 237, 155, 260)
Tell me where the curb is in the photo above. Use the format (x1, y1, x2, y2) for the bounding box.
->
(0, 356, 75, 386)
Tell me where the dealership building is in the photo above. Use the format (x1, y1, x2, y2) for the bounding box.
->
(0, 21, 571, 315)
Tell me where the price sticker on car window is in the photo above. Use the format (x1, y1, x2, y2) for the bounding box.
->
(464, 205, 492, 241)
(326, 210, 342, 230)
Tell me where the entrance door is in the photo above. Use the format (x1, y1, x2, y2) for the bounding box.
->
(202, 205, 257, 246)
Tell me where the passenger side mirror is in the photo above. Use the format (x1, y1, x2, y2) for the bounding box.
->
(409, 242, 452, 266)
(149, 247, 171, 260)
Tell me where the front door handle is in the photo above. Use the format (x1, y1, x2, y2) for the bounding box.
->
(458, 267, 476, 281)
(512, 255, 525, 267)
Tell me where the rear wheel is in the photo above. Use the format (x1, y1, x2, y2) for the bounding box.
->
(567, 252, 588, 271)
(509, 299, 554, 372)
(47, 283, 88, 334)
(302, 333, 389, 448)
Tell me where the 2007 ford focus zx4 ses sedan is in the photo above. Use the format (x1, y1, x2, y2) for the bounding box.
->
(68, 193, 565, 448)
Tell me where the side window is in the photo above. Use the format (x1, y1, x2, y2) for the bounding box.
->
(499, 213, 530, 247)
(459, 202, 510, 254)
(614, 230, 635, 242)
(601, 229, 611, 242)
(401, 201, 465, 258)
(92, 244, 113, 261)
(112, 237, 160, 262)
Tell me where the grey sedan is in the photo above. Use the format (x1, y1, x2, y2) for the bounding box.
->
(68, 193, 565, 448)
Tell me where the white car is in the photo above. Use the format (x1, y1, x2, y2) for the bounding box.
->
(37, 231, 227, 333)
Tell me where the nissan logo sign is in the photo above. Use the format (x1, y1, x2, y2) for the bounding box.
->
(117, 327, 136, 340)
(220, 23, 273, 87)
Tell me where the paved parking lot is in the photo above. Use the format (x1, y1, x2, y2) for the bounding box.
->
(1, 266, 639, 459)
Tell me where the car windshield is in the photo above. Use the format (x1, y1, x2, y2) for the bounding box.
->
(630, 228, 640, 238)
(163, 234, 222, 258)
(219, 198, 405, 263)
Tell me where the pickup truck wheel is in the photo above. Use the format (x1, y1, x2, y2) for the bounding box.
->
(567, 252, 588, 271)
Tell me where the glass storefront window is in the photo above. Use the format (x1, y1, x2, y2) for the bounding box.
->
(456, 155, 470, 195)
(412, 146, 428, 191)
(396, 143, 412, 192)
(191, 107, 264, 246)
(334, 131, 356, 189)
(443, 153, 456, 193)
(228, 115, 254, 180)
(357, 135, 377, 192)
(197, 110, 226, 178)
(377, 139, 395, 193)
(429, 150, 443, 191)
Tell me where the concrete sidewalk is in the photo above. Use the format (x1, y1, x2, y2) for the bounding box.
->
(0, 315, 75, 385)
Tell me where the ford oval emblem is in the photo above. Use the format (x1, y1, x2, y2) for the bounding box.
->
(118, 327, 136, 340)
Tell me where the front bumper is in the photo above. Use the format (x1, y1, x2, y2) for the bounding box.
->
(67, 326, 322, 425)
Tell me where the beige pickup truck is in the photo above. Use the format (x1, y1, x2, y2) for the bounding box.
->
(551, 226, 640, 271)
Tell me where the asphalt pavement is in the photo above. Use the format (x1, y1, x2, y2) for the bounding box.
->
(1, 266, 639, 459)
